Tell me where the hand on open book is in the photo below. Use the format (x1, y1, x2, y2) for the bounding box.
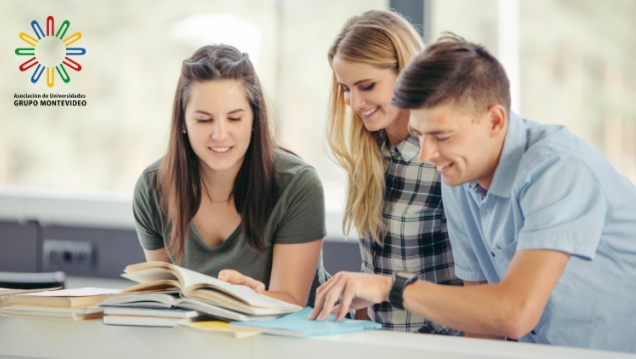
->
(218, 269, 266, 294)
(309, 272, 392, 322)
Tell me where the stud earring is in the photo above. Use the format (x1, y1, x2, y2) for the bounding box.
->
(182, 129, 186, 134)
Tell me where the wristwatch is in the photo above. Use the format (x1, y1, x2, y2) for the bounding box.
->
(389, 271, 418, 310)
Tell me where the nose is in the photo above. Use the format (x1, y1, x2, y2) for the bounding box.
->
(212, 119, 228, 141)
(418, 136, 438, 163)
(348, 89, 365, 111)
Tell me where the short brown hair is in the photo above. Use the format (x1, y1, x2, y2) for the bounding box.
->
(392, 33, 511, 117)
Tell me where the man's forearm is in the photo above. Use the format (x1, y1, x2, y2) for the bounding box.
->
(461, 280, 505, 340)
(401, 250, 570, 338)
(402, 280, 525, 338)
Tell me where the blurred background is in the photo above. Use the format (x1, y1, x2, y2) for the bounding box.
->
(2, 0, 636, 207)
(1, 0, 635, 282)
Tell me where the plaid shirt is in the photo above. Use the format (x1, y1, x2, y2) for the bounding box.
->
(359, 131, 463, 335)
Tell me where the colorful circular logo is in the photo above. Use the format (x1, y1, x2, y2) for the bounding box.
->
(15, 16, 86, 88)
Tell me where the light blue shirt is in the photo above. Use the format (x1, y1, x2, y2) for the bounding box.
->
(442, 112, 636, 352)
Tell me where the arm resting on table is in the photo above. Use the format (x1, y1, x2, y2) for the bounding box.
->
(461, 280, 504, 340)
(403, 249, 570, 338)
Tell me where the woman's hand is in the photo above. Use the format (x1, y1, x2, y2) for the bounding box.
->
(218, 269, 265, 294)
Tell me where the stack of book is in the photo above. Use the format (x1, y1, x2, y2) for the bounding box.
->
(0, 288, 120, 321)
(116, 263, 383, 338)
(99, 291, 205, 327)
(107, 262, 302, 327)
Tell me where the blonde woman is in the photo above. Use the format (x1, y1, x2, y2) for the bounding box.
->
(310, 10, 463, 335)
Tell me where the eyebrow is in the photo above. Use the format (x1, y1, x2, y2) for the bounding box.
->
(408, 125, 452, 136)
(426, 130, 452, 136)
(194, 109, 245, 115)
(336, 79, 374, 87)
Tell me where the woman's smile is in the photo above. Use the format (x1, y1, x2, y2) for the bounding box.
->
(208, 146, 234, 157)
(360, 105, 380, 119)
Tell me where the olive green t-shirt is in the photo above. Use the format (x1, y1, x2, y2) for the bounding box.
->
(132, 149, 328, 307)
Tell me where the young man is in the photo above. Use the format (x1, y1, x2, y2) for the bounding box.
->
(310, 34, 636, 353)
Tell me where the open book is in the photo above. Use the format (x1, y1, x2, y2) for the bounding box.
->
(99, 292, 279, 322)
(121, 262, 302, 317)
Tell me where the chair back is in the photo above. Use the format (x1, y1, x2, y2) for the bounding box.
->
(0, 271, 66, 289)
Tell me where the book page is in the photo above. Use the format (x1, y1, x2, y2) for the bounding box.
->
(100, 292, 178, 307)
(0, 287, 60, 296)
(187, 290, 300, 314)
(119, 280, 180, 293)
(174, 266, 300, 309)
(121, 268, 180, 286)
(123, 262, 301, 310)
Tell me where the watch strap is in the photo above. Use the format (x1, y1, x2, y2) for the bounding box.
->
(389, 272, 417, 310)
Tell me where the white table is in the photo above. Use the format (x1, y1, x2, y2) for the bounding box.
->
(0, 317, 634, 359)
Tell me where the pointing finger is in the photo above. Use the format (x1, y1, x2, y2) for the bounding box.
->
(310, 274, 342, 320)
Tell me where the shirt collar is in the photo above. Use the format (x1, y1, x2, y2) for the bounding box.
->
(378, 130, 420, 163)
(468, 182, 489, 198)
(486, 112, 526, 198)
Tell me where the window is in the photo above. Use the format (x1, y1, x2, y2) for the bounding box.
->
(432, 0, 636, 182)
(4, 1, 387, 210)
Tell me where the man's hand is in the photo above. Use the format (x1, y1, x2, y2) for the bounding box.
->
(218, 269, 265, 294)
(309, 272, 392, 322)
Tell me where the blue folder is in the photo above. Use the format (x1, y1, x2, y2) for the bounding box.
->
(228, 307, 382, 338)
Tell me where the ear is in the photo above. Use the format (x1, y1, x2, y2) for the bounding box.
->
(486, 105, 507, 137)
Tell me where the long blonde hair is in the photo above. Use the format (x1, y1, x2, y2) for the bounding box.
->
(326, 10, 424, 243)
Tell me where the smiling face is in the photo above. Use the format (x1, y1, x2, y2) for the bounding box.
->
(184, 80, 254, 175)
(408, 102, 507, 189)
(332, 55, 406, 132)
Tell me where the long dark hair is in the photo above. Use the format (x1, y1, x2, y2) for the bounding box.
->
(158, 45, 276, 264)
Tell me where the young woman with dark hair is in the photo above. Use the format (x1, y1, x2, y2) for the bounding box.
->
(133, 45, 328, 307)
